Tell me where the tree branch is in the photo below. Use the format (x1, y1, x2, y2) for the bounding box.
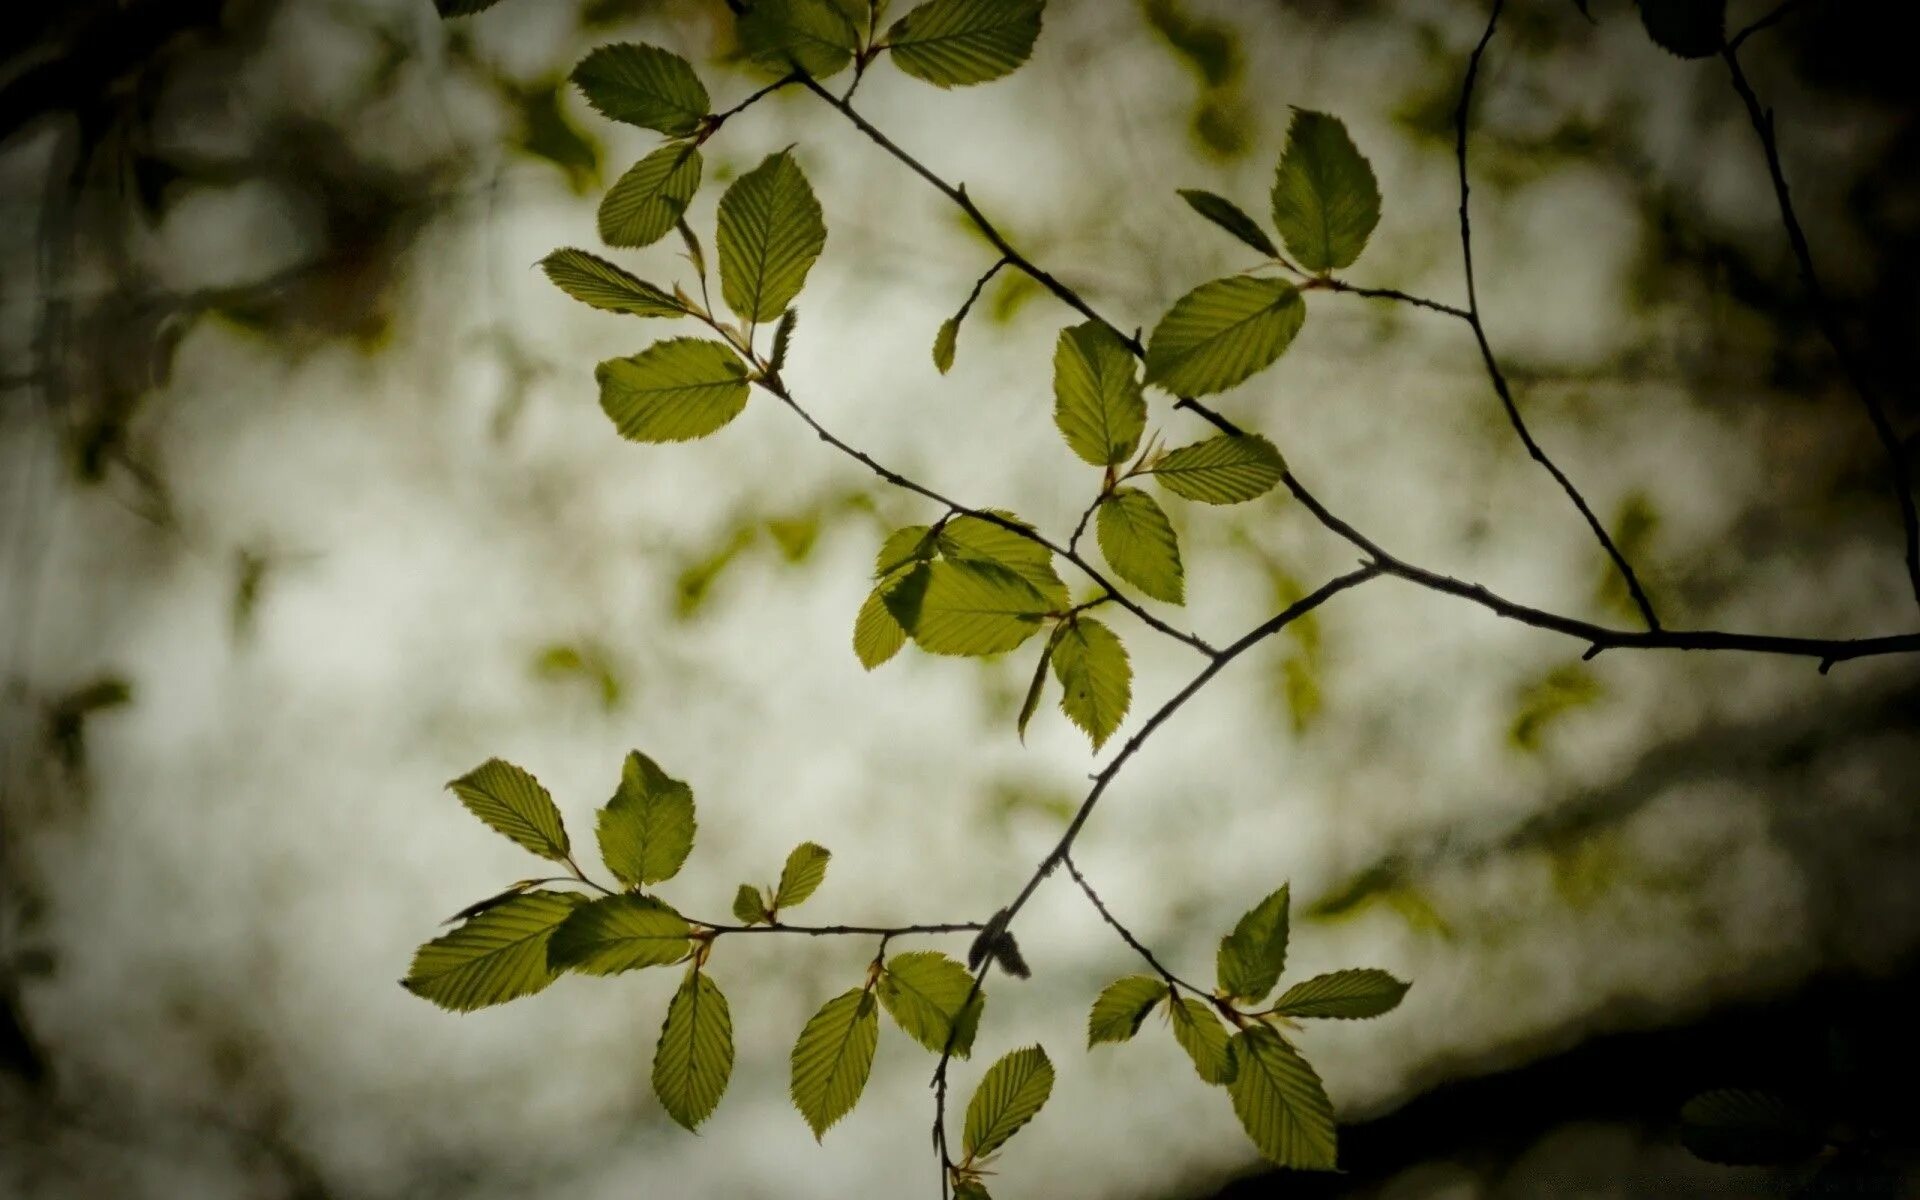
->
(1062, 853, 1208, 996)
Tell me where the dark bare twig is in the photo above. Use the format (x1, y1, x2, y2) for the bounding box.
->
(1062, 853, 1208, 995)
(1728, 0, 1810, 51)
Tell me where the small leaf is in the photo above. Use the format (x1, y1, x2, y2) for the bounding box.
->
(570, 42, 710, 137)
(1052, 322, 1145, 468)
(1635, 0, 1726, 59)
(447, 758, 571, 862)
(598, 144, 702, 248)
(1226, 1025, 1338, 1169)
(933, 315, 961, 373)
(875, 524, 938, 578)
(1016, 626, 1064, 741)
(595, 752, 696, 888)
(790, 988, 881, 1139)
(1217, 884, 1289, 1003)
(596, 337, 750, 443)
(1178, 189, 1279, 258)
(877, 950, 984, 1057)
(1052, 617, 1131, 751)
(1679, 1089, 1822, 1165)
(770, 308, 799, 370)
(1095, 488, 1183, 604)
(717, 150, 828, 323)
(540, 248, 685, 317)
(1144, 276, 1305, 396)
(738, 0, 863, 79)
(854, 583, 909, 669)
(963, 1045, 1054, 1160)
(1149, 434, 1287, 505)
(775, 842, 831, 909)
(1272, 968, 1409, 1020)
(936, 512, 1069, 606)
(653, 968, 734, 1130)
(1270, 109, 1381, 273)
(1169, 996, 1236, 1084)
(402, 891, 585, 1012)
(732, 883, 768, 926)
(885, 0, 1046, 89)
(1087, 975, 1169, 1046)
(548, 893, 692, 974)
(884, 560, 1053, 658)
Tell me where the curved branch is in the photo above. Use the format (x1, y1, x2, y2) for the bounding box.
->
(1062, 853, 1208, 996)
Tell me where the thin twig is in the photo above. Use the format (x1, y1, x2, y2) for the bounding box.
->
(1728, 0, 1809, 52)
(1455, 0, 1663, 630)
(1062, 853, 1208, 995)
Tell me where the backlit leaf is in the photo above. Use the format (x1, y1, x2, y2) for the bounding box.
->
(1144, 276, 1304, 396)
(1217, 884, 1289, 1003)
(653, 968, 734, 1129)
(596, 750, 697, 887)
(1226, 1025, 1338, 1169)
(1178, 189, 1279, 258)
(733, 883, 768, 926)
(596, 337, 750, 443)
(963, 1044, 1054, 1160)
(854, 583, 909, 669)
(599, 143, 702, 248)
(935, 513, 1068, 607)
(886, 0, 1046, 88)
(1052, 617, 1131, 751)
(1272, 968, 1409, 1020)
(571, 42, 710, 137)
(739, 0, 863, 79)
(402, 890, 584, 1012)
(790, 988, 880, 1138)
(1096, 488, 1183, 604)
(1148, 434, 1286, 505)
(878, 950, 984, 1057)
(718, 150, 828, 323)
(540, 248, 685, 317)
(933, 315, 961, 373)
(1052, 321, 1145, 467)
(775, 842, 831, 909)
(447, 758, 571, 862)
(884, 560, 1053, 658)
(1087, 975, 1168, 1046)
(1270, 109, 1380, 273)
(548, 893, 692, 974)
(1169, 996, 1236, 1084)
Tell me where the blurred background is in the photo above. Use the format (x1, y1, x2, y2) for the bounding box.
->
(2, 1, 1917, 1197)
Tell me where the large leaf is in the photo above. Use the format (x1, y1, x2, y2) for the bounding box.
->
(877, 950, 983, 1057)
(1051, 617, 1131, 751)
(596, 337, 750, 443)
(883, 560, 1053, 658)
(717, 150, 827, 323)
(1144, 276, 1305, 396)
(1269, 109, 1381, 273)
(1178, 188, 1279, 258)
(571, 43, 710, 137)
(598, 144, 702, 248)
(596, 750, 697, 887)
(885, 0, 1046, 89)
(447, 758, 571, 862)
(935, 513, 1068, 606)
(1087, 975, 1169, 1046)
(738, 0, 863, 79)
(1052, 321, 1145, 468)
(789, 988, 880, 1138)
(963, 1045, 1054, 1160)
(1217, 884, 1289, 1003)
(548, 893, 692, 974)
(1169, 996, 1236, 1084)
(402, 891, 584, 1012)
(540, 248, 685, 317)
(1226, 1026, 1338, 1170)
(775, 841, 831, 909)
(1095, 488, 1183, 604)
(653, 968, 735, 1130)
(1272, 968, 1409, 1020)
(1148, 434, 1287, 505)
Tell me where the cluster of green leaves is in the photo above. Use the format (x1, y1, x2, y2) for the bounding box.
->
(1087, 885, 1408, 1169)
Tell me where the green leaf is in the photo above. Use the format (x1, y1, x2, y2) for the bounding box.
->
(598, 144, 702, 248)
(1149, 434, 1287, 505)
(447, 758, 571, 862)
(732, 883, 768, 926)
(1177, 189, 1279, 258)
(738, 0, 863, 79)
(935, 513, 1068, 606)
(653, 968, 734, 1130)
(1272, 968, 1409, 1020)
(1169, 996, 1236, 1084)
(853, 584, 909, 669)
(1052, 617, 1131, 751)
(789, 988, 880, 1138)
(877, 950, 984, 1057)
(1270, 109, 1381, 273)
(717, 150, 828, 323)
(1052, 322, 1145, 468)
(775, 842, 831, 909)
(596, 337, 750, 443)
(1095, 488, 1183, 604)
(1635, 0, 1725, 59)
(540, 248, 685, 317)
(1217, 884, 1289, 1003)
(933, 315, 961, 374)
(885, 0, 1045, 88)
(875, 524, 938, 578)
(884, 560, 1053, 658)
(402, 891, 584, 1012)
(1087, 975, 1169, 1046)
(1227, 1025, 1337, 1169)
(1144, 276, 1305, 396)
(1679, 1089, 1821, 1165)
(953, 1184, 992, 1200)
(570, 42, 710, 138)
(963, 1045, 1054, 1160)
(1015, 625, 1064, 742)
(548, 893, 692, 974)
(596, 750, 697, 887)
